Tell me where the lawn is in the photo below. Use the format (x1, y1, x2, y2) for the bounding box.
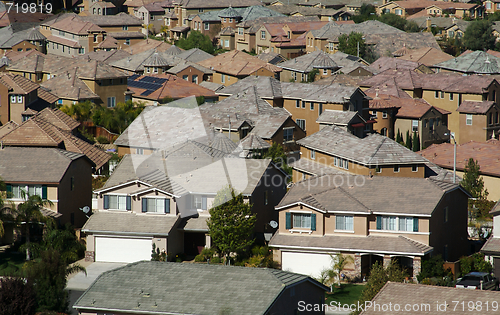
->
(0, 249, 26, 276)
(325, 283, 365, 307)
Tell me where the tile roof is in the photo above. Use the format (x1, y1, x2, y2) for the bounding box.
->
(181, 0, 262, 9)
(278, 173, 460, 216)
(82, 211, 180, 235)
(199, 81, 225, 91)
(74, 261, 324, 315)
(77, 50, 132, 64)
(95, 36, 118, 49)
(209, 131, 238, 153)
(0, 121, 18, 138)
(46, 35, 81, 48)
(367, 32, 440, 58)
(128, 73, 217, 101)
(33, 108, 80, 131)
(361, 282, 500, 315)
(312, 74, 369, 86)
(217, 75, 283, 99)
(0, 73, 39, 94)
(278, 50, 339, 73)
(395, 98, 451, 119)
(434, 50, 500, 74)
(419, 141, 500, 177)
(238, 133, 271, 150)
(238, 15, 319, 34)
(457, 100, 496, 114)
(40, 69, 101, 101)
(105, 31, 145, 39)
(110, 49, 182, 72)
(316, 110, 360, 125)
(36, 87, 59, 104)
(281, 81, 360, 103)
(409, 16, 470, 29)
(297, 125, 429, 165)
(164, 44, 183, 55)
(50, 15, 104, 35)
(481, 236, 500, 255)
(176, 48, 213, 63)
(198, 50, 282, 76)
(0, 116, 110, 169)
(396, 47, 454, 67)
(257, 51, 287, 65)
(270, 233, 433, 256)
(200, 86, 291, 139)
(166, 60, 214, 74)
(80, 12, 143, 26)
(369, 56, 424, 73)
(0, 147, 86, 183)
(124, 38, 173, 54)
(310, 20, 402, 41)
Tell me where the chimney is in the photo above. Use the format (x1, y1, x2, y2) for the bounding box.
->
(426, 17, 431, 31)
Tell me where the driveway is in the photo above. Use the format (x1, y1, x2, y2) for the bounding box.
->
(66, 260, 127, 314)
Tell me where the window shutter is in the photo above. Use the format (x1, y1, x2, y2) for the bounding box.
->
(413, 218, 419, 232)
(126, 196, 131, 210)
(103, 195, 109, 209)
(6, 184, 12, 197)
(311, 213, 316, 231)
(142, 198, 147, 213)
(164, 199, 170, 214)
(376, 216, 382, 230)
(42, 185, 47, 200)
(202, 196, 207, 210)
(285, 212, 291, 230)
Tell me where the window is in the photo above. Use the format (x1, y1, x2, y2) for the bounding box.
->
(296, 119, 305, 131)
(334, 157, 339, 167)
(10, 95, 16, 103)
(107, 97, 116, 108)
(122, 25, 128, 30)
(293, 213, 311, 229)
(310, 102, 314, 110)
(378, 216, 397, 230)
(125, 38, 130, 45)
(412, 165, 418, 172)
(192, 195, 207, 210)
(301, 101, 305, 108)
(183, 75, 188, 81)
(429, 118, 434, 132)
(151, 15, 155, 20)
(93, 34, 98, 43)
(440, 91, 444, 98)
(329, 42, 334, 51)
(192, 75, 198, 84)
(142, 198, 170, 213)
(153, 67, 158, 74)
(319, 103, 323, 115)
(78, 48, 85, 54)
(229, 18, 233, 23)
(261, 30, 266, 40)
(435, 90, 439, 98)
(382, 111, 387, 118)
(241, 127, 249, 138)
(466, 114, 473, 125)
(224, 39, 229, 47)
(292, 71, 297, 81)
(17, 95, 23, 103)
(376, 166, 382, 173)
(489, 112, 493, 125)
(98, 8, 101, 14)
(377, 216, 418, 232)
(104, 195, 130, 210)
(8, 184, 44, 199)
(136, 148, 144, 155)
(323, 69, 328, 75)
(93, 8, 96, 14)
(59, 30, 65, 36)
(412, 120, 418, 132)
(336, 215, 353, 231)
(238, 27, 243, 35)
(496, 112, 499, 124)
(58, 99, 63, 105)
(283, 128, 293, 142)
(393, 165, 400, 173)
(62, 45, 65, 53)
(295, 100, 300, 108)
(399, 217, 415, 232)
(221, 74, 225, 83)
(204, 22, 209, 30)
(198, 8, 204, 12)
(449, 93, 454, 101)
(223, 18, 226, 23)
(310, 149, 315, 160)
(395, 9, 402, 15)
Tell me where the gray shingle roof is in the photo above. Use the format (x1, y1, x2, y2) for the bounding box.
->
(81, 211, 180, 235)
(110, 49, 182, 72)
(209, 132, 238, 153)
(164, 44, 182, 55)
(310, 20, 402, 40)
(217, 75, 283, 99)
(278, 174, 460, 216)
(142, 51, 170, 67)
(74, 261, 325, 315)
(176, 48, 214, 63)
(218, 5, 242, 18)
(0, 147, 85, 183)
(434, 50, 500, 74)
(297, 125, 429, 165)
(279, 50, 339, 73)
(239, 133, 271, 150)
(270, 233, 433, 256)
(481, 236, 500, 255)
(316, 110, 360, 125)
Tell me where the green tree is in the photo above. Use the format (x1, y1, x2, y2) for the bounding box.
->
(459, 253, 492, 276)
(14, 194, 51, 261)
(352, 4, 377, 23)
(25, 250, 85, 313)
(306, 68, 319, 83)
(151, 243, 167, 261)
(254, 142, 292, 175)
(207, 188, 256, 263)
(412, 132, 420, 152)
(461, 158, 487, 199)
(337, 32, 366, 58)
(377, 13, 408, 31)
(176, 30, 215, 54)
(439, 36, 465, 57)
(405, 130, 412, 150)
(0, 277, 36, 315)
(92, 101, 145, 134)
(59, 100, 95, 122)
(352, 261, 407, 315)
(464, 20, 496, 51)
(37, 221, 86, 264)
(0, 178, 13, 238)
(396, 129, 402, 144)
(318, 253, 354, 290)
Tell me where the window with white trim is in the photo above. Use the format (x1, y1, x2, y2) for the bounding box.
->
(261, 30, 266, 40)
(466, 114, 472, 125)
(17, 95, 23, 103)
(310, 149, 315, 160)
(393, 165, 399, 173)
(295, 100, 300, 108)
(221, 74, 225, 83)
(379, 216, 396, 230)
(107, 195, 128, 210)
(377, 216, 418, 232)
(283, 128, 293, 142)
(412, 120, 418, 132)
(192, 195, 207, 210)
(336, 215, 353, 231)
(323, 69, 328, 75)
(296, 119, 305, 131)
(382, 111, 387, 118)
(107, 96, 116, 108)
(399, 217, 415, 232)
(10, 184, 42, 199)
(238, 27, 243, 35)
(293, 213, 311, 229)
(10, 95, 16, 103)
(204, 22, 209, 30)
(412, 165, 418, 172)
(142, 198, 168, 213)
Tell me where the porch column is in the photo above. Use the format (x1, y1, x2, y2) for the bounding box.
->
(205, 234, 211, 248)
(413, 256, 421, 282)
(383, 255, 391, 268)
(354, 254, 362, 278)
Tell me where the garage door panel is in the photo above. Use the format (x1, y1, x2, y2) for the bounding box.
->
(282, 252, 332, 278)
(95, 236, 152, 263)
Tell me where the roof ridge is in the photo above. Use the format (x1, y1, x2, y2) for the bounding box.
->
(336, 185, 370, 211)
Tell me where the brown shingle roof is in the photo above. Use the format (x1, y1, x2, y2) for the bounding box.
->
(457, 100, 496, 114)
(0, 73, 39, 94)
(40, 69, 101, 101)
(124, 39, 173, 54)
(419, 141, 500, 177)
(50, 15, 104, 35)
(46, 35, 81, 48)
(0, 121, 18, 138)
(197, 50, 282, 76)
(34, 108, 80, 131)
(395, 98, 450, 119)
(37, 88, 59, 104)
(397, 47, 454, 67)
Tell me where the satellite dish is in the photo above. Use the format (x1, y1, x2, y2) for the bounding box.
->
(269, 220, 278, 229)
(81, 206, 90, 214)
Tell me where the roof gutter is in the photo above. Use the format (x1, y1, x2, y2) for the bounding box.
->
(81, 230, 169, 237)
(270, 244, 433, 256)
(73, 306, 198, 315)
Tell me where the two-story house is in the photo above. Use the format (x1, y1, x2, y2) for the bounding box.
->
(481, 201, 500, 276)
(84, 138, 288, 262)
(432, 51, 500, 75)
(82, 13, 145, 48)
(457, 100, 500, 143)
(269, 174, 470, 280)
(0, 147, 93, 236)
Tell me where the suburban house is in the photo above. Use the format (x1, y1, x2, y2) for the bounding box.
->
(197, 50, 282, 86)
(291, 126, 430, 182)
(0, 24, 47, 55)
(420, 139, 500, 201)
(368, 57, 434, 74)
(0, 147, 93, 231)
(73, 261, 328, 315)
(0, 108, 111, 174)
(0, 72, 58, 125)
(269, 174, 470, 280)
(485, 0, 500, 14)
(481, 201, 500, 276)
(395, 47, 454, 68)
(432, 50, 500, 75)
(85, 136, 287, 262)
(135, 1, 170, 34)
(360, 282, 500, 315)
(278, 50, 340, 82)
(359, 69, 500, 145)
(81, 13, 145, 47)
(127, 73, 218, 105)
(457, 100, 500, 143)
(376, 0, 483, 19)
(109, 48, 183, 75)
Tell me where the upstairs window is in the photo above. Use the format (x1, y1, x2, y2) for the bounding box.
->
(336, 215, 353, 231)
(376, 216, 418, 232)
(466, 114, 473, 126)
(7, 184, 46, 200)
(283, 128, 293, 142)
(296, 119, 305, 131)
(104, 195, 131, 210)
(261, 30, 266, 40)
(192, 195, 207, 210)
(142, 197, 170, 213)
(412, 120, 418, 132)
(286, 212, 316, 231)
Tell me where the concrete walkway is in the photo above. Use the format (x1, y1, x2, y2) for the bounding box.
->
(66, 259, 127, 290)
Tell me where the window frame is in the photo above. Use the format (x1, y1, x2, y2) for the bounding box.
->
(335, 215, 354, 231)
(466, 114, 473, 125)
(283, 127, 293, 142)
(296, 119, 305, 131)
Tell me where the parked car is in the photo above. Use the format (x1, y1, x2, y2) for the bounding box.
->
(455, 272, 498, 290)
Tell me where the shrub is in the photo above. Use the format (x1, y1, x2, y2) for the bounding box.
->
(194, 254, 205, 262)
(96, 136, 110, 144)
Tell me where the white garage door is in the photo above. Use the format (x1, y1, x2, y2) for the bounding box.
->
(282, 251, 333, 278)
(95, 236, 152, 263)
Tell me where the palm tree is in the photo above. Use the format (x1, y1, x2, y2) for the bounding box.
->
(15, 194, 51, 261)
